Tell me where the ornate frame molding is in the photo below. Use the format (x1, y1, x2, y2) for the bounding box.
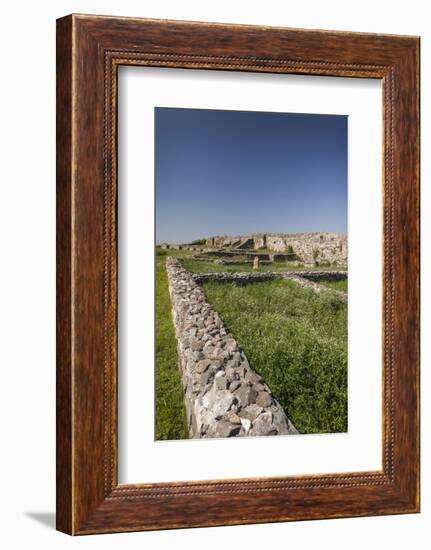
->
(57, 15, 419, 534)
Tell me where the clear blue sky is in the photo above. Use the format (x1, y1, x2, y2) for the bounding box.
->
(155, 107, 347, 244)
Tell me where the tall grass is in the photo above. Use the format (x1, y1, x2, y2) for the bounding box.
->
(155, 249, 189, 440)
(201, 279, 348, 434)
(319, 279, 348, 292)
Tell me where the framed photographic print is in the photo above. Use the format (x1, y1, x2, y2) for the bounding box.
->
(56, 14, 420, 534)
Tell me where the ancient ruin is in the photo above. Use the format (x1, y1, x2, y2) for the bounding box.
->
(205, 232, 347, 265)
(161, 231, 348, 439)
(162, 231, 347, 267)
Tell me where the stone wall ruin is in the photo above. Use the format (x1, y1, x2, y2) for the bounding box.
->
(166, 257, 298, 439)
(205, 232, 347, 265)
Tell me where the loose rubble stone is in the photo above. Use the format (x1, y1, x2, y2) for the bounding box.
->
(197, 369, 214, 387)
(215, 373, 228, 390)
(224, 338, 238, 352)
(214, 420, 241, 438)
(190, 337, 204, 351)
(195, 359, 211, 373)
(224, 410, 242, 425)
(229, 380, 241, 393)
(226, 367, 240, 382)
(250, 412, 278, 437)
(256, 391, 273, 408)
(240, 417, 252, 433)
(235, 384, 258, 408)
(194, 351, 205, 362)
(271, 404, 299, 435)
(239, 404, 264, 421)
(202, 389, 235, 419)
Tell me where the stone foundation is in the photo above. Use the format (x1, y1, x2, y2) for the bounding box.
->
(166, 257, 297, 439)
(192, 270, 347, 284)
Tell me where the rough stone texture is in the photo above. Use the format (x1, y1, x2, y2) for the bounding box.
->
(288, 275, 348, 303)
(193, 270, 346, 284)
(249, 411, 277, 436)
(166, 257, 297, 439)
(205, 232, 347, 265)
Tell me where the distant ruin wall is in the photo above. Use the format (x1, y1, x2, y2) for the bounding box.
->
(166, 257, 297, 438)
(205, 232, 347, 265)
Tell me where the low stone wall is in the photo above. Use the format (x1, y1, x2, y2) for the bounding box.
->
(160, 244, 206, 252)
(192, 271, 347, 302)
(214, 259, 273, 266)
(193, 271, 347, 285)
(166, 257, 297, 438)
(288, 275, 347, 303)
(296, 271, 347, 282)
(193, 272, 277, 285)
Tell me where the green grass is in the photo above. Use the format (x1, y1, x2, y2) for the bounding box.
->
(155, 248, 189, 440)
(200, 279, 348, 434)
(182, 258, 346, 274)
(319, 279, 348, 292)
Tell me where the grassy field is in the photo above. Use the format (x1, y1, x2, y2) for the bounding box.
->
(319, 279, 348, 292)
(200, 279, 348, 434)
(155, 246, 347, 438)
(181, 258, 346, 274)
(155, 248, 189, 440)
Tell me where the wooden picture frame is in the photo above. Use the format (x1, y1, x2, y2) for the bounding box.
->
(56, 14, 420, 535)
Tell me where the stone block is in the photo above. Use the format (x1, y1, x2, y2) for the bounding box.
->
(234, 384, 258, 408)
(249, 412, 277, 437)
(214, 420, 241, 438)
(256, 391, 273, 408)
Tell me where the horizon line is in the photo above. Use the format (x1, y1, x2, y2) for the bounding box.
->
(156, 230, 347, 246)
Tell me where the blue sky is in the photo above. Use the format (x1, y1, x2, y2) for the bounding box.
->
(155, 107, 347, 244)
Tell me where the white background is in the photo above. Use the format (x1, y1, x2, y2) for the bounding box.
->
(118, 67, 382, 483)
(0, 1, 428, 548)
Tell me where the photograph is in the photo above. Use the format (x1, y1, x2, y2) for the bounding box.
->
(155, 107, 348, 440)
(0, 1, 423, 543)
